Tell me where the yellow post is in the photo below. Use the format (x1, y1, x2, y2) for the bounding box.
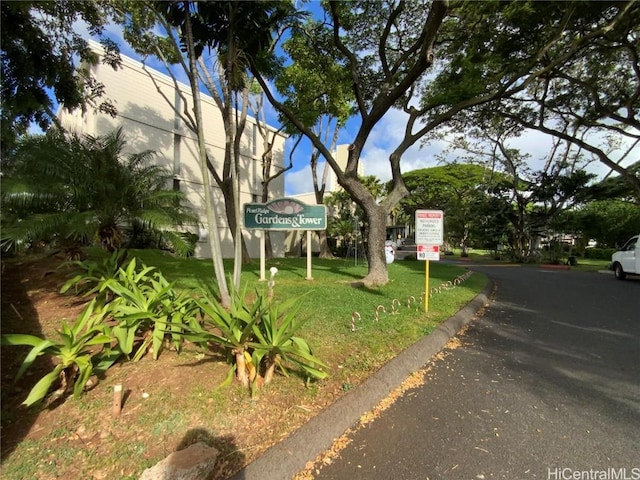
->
(424, 259, 430, 312)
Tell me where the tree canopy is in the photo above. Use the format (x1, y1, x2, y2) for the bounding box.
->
(3, 0, 638, 279)
(427, 1, 640, 199)
(0, 1, 120, 156)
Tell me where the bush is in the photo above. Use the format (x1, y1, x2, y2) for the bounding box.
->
(192, 284, 328, 393)
(583, 247, 616, 260)
(1, 299, 119, 406)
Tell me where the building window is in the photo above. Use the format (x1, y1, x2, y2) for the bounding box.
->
(173, 134, 181, 176)
(253, 157, 260, 195)
(252, 123, 258, 156)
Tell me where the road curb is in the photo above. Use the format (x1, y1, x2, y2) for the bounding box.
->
(231, 279, 494, 480)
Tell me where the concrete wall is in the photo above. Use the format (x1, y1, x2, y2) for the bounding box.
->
(58, 41, 287, 258)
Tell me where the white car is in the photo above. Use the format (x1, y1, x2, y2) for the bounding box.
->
(611, 234, 640, 280)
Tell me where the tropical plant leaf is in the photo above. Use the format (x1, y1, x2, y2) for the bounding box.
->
(2, 128, 196, 255)
(1, 335, 58, 380)
(22, 365, 64, 407)
(73, 356, 94, 399)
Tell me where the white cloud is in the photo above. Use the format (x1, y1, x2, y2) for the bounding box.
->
(286, 164, 315, 195)
(359, 108, 443, 182)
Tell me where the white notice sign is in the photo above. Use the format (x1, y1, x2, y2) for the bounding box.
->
(417, 244, 440, 261)
(415, 210, 444, 245)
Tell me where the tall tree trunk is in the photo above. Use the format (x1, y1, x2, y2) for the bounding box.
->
(317, 230, 334, 259)
(223, 3, 247, 289)
(221, 179, 251, 263)
(362, 203, 389, 286)
(313, 162, 334, 259)
(182, 3, 229, 307)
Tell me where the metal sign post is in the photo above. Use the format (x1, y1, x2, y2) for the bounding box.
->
(415, 210, 444, 312)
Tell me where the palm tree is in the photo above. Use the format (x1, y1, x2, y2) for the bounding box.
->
(1, 128, 198, 256)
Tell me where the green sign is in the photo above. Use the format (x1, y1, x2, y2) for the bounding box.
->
(244, 198, 327, 231)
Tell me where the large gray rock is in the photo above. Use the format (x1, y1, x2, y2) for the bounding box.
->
(140, 442, 219, 480)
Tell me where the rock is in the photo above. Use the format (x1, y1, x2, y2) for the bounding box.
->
(139, 442, 219, 480)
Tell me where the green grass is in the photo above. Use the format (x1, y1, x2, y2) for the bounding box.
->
(569, 257, 612, 272)
(70, 249, 490, 397)
(128, 250, 488, 382)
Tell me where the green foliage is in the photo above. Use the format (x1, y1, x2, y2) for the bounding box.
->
(588, 162, 640, 204)
(4, 252, 203, 405)
(192, 283, 327, 392)
(1, 299, 118, 406)
(60, 249, 129, 299)
(325, 175, 385, 244)
(0, 1, 120, 155)
(1, 128, 197, 256)
(100, 257, 198, 361)
(276, 19, 354, 131)
(583, 247, 616, 261)
(570, 199, 640, 248)
(400, 164, 510, 250)
(194, 284, 263, 351)
(150, 1, 299, 86)
(192, 284, 266, 387)
(65, 252, 201, 362)
(250, 294, 328, 387)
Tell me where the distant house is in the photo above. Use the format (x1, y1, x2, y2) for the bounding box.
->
(57, 40, 288, 259)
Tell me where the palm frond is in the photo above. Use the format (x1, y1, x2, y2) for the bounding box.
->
(2, 128, 197, 254)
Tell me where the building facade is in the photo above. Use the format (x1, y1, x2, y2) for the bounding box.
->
(58, 41, 287, 258)
(285, 144, 364, 255)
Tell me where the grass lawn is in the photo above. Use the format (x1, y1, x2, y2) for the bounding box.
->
(446, 248, 612, 273)
(1, 249, 487, 479)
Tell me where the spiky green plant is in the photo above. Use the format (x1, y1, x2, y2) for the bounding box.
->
(1, 299, 118, 406)
(100, 257, 199, 361)
(1, 128, 197, 256)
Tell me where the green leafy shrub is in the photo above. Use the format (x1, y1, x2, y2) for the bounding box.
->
(100, 257, 199, 361)
(191, 284, 327, 392)
(191, 284, 266, 388)
(60, 249, 129, 302)
(251, 294, 328, 388)
(583, 247, 616, 260)
(1, 299, 119, 406)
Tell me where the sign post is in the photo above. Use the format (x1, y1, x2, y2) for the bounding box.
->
(415, 210, 444, 312)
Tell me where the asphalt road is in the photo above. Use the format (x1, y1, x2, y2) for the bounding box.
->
(312, 265, 640, 480)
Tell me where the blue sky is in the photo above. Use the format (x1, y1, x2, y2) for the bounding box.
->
(85, 7, 635, 197)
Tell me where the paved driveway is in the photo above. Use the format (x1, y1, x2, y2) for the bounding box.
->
(312, 266, 640, 479)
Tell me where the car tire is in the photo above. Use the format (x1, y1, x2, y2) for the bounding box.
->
(613, 262, 626, 280)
